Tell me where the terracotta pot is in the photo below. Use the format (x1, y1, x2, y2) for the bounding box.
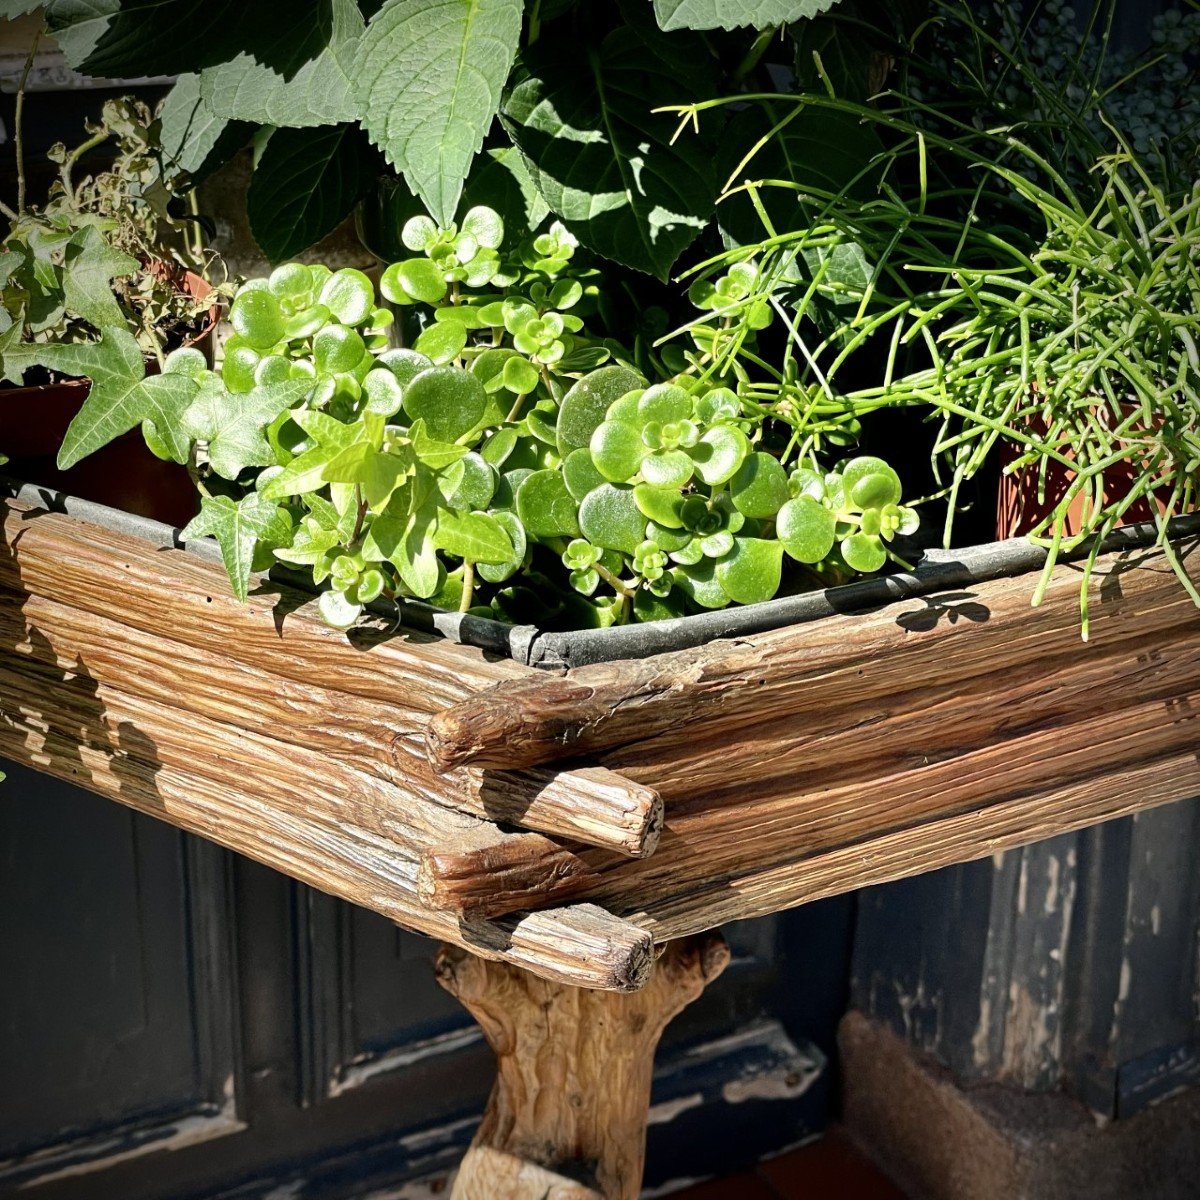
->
(995, 408, 1168, 540)
(0, 269, 219, 526)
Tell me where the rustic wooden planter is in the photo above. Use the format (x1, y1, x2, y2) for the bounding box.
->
(2, 486, 1198, 1199)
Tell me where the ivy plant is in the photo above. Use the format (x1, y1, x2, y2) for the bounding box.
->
(47, 205, 916, 631)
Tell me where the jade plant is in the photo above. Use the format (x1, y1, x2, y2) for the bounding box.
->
(48, 205, 917, 631)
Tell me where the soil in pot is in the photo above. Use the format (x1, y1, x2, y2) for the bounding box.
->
(0, 270, 219, 527)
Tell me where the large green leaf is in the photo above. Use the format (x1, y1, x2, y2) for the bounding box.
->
(354, 0, 523, 227)
(159, 74, 253, 180)
(501, 22, 721, 278)
(182, 493, 291, 602)
(653, 0, 840, 31)
(199, 0, 363, 128)
(42, 328, 198, 468)
(46, 0, 329, 78)
(247, 125, 378, 262)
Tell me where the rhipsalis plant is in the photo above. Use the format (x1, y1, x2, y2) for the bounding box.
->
(50, 206, 917, 630)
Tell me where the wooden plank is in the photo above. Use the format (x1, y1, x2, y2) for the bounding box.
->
(427, 543, 1199, 773)
(0, 501, 659, 858)
(412, 545, 1200, 918)
(0, 649, 650, 990)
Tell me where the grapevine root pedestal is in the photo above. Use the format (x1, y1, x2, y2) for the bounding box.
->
(436, 933, 731, 1200)
(2, 493, 1200, 1196)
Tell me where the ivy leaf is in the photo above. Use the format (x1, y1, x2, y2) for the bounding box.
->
(261, 410, 362, 499)
(247, 124, 379, 262)
(653, 0, 841, 31)
(363, 508, 440, 597)
(182, 493, 291, 602)
(433, 508, 514, 564)
(42, 328, 198, 468)
(354, 0, 524, 227)
(61, 226, 138, 332)
(183, 379, 311, 479)
(322, 438, 416, 511)
(199, 0, 364, 128)
(501, 21, 721, 278)
(159, 73, 253, 180)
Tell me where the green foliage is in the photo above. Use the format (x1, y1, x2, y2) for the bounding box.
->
(37, 0, 858, 273)
(47, 204, 915, 629)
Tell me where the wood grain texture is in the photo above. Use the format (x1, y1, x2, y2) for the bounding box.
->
(3, 496, 1198, 966)
(415, 542, 1200, 920)
(438, 933, 730, 1200)
(0, 501, 658, 858)
(428, 543, 1200, 773)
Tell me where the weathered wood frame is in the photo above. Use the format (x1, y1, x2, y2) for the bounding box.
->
(3, 493, 1198, 1196)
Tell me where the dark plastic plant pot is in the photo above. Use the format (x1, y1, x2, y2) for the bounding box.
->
(0, 269, 219, 526)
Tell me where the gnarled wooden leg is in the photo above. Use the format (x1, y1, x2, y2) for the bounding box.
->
(436, 932, 730, 1200)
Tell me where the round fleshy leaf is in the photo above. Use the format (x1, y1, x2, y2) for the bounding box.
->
(319, 590, 362, 629)
(640, 449, 693, 488)
(896, 505, 920, 536)
(637, 383, 692, 426)
(358, 369, 403, 416)
(460, 205, 504, 250)
(842, 456, 902, 509)
(633, 484, 684, 528)
(402, 215, 439, 251)
(579, 484, 646, 555)
(230, 288, 285, 349)
(414, 320, 468, 364)
(789, 467, 825, 501)
(556, 365, 643, 455)
(268, 263, 313, 301)
(394, 257, 448, 305)
(254, 355, 293, 386)
(563, 448, 607, 501)
(672, 559, 730, 609)
(716, 537, 783, 604)
(695, 387, 740, 424)
(478, 511, 526, 583)
(378, 347, 435, 388)
(404, 366, 487, 442)
(319, 268, 374, 325)
(841, 532, 888, 573)
(164, 346, 207, 378)
(516, 469, 581, 539)
(778, 496, 837, 564)
(439, 452, 495, 510)
(481, 427, 519, 467)
(313, 324, 366, 375)
(222, 341, 260, 393)
(502, 355, 540, 395)
(282, 305, 330, 340)
(590, 420, 646, 483)
(692, 425, 749, 487)
(730, 452, 790, 518)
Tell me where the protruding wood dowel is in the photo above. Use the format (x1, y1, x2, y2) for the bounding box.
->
(437, 932, 731, 1200)
(471, 764, 662, 858)
(424, 656, 723, 772)
(419, 826, 617, 919)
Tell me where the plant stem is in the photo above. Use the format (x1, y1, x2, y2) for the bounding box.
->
(732, 25, 776, 86)
(58, 128, 109, 204)
(459, 560, 475, 612)
(350, 484, 367, 543)
(594, 561, 636, 599)
(14, 24, 42, 218)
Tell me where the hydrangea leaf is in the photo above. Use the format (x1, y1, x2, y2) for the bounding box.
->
(354, 0, 523, 227)
(501, 21, 721, 278)
(199, 0, 363, 128)
(653, 0, 840, 32)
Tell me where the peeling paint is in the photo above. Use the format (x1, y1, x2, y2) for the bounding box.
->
(330, 1027, 483, 1097)
(647, 1093, 705, 1125)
